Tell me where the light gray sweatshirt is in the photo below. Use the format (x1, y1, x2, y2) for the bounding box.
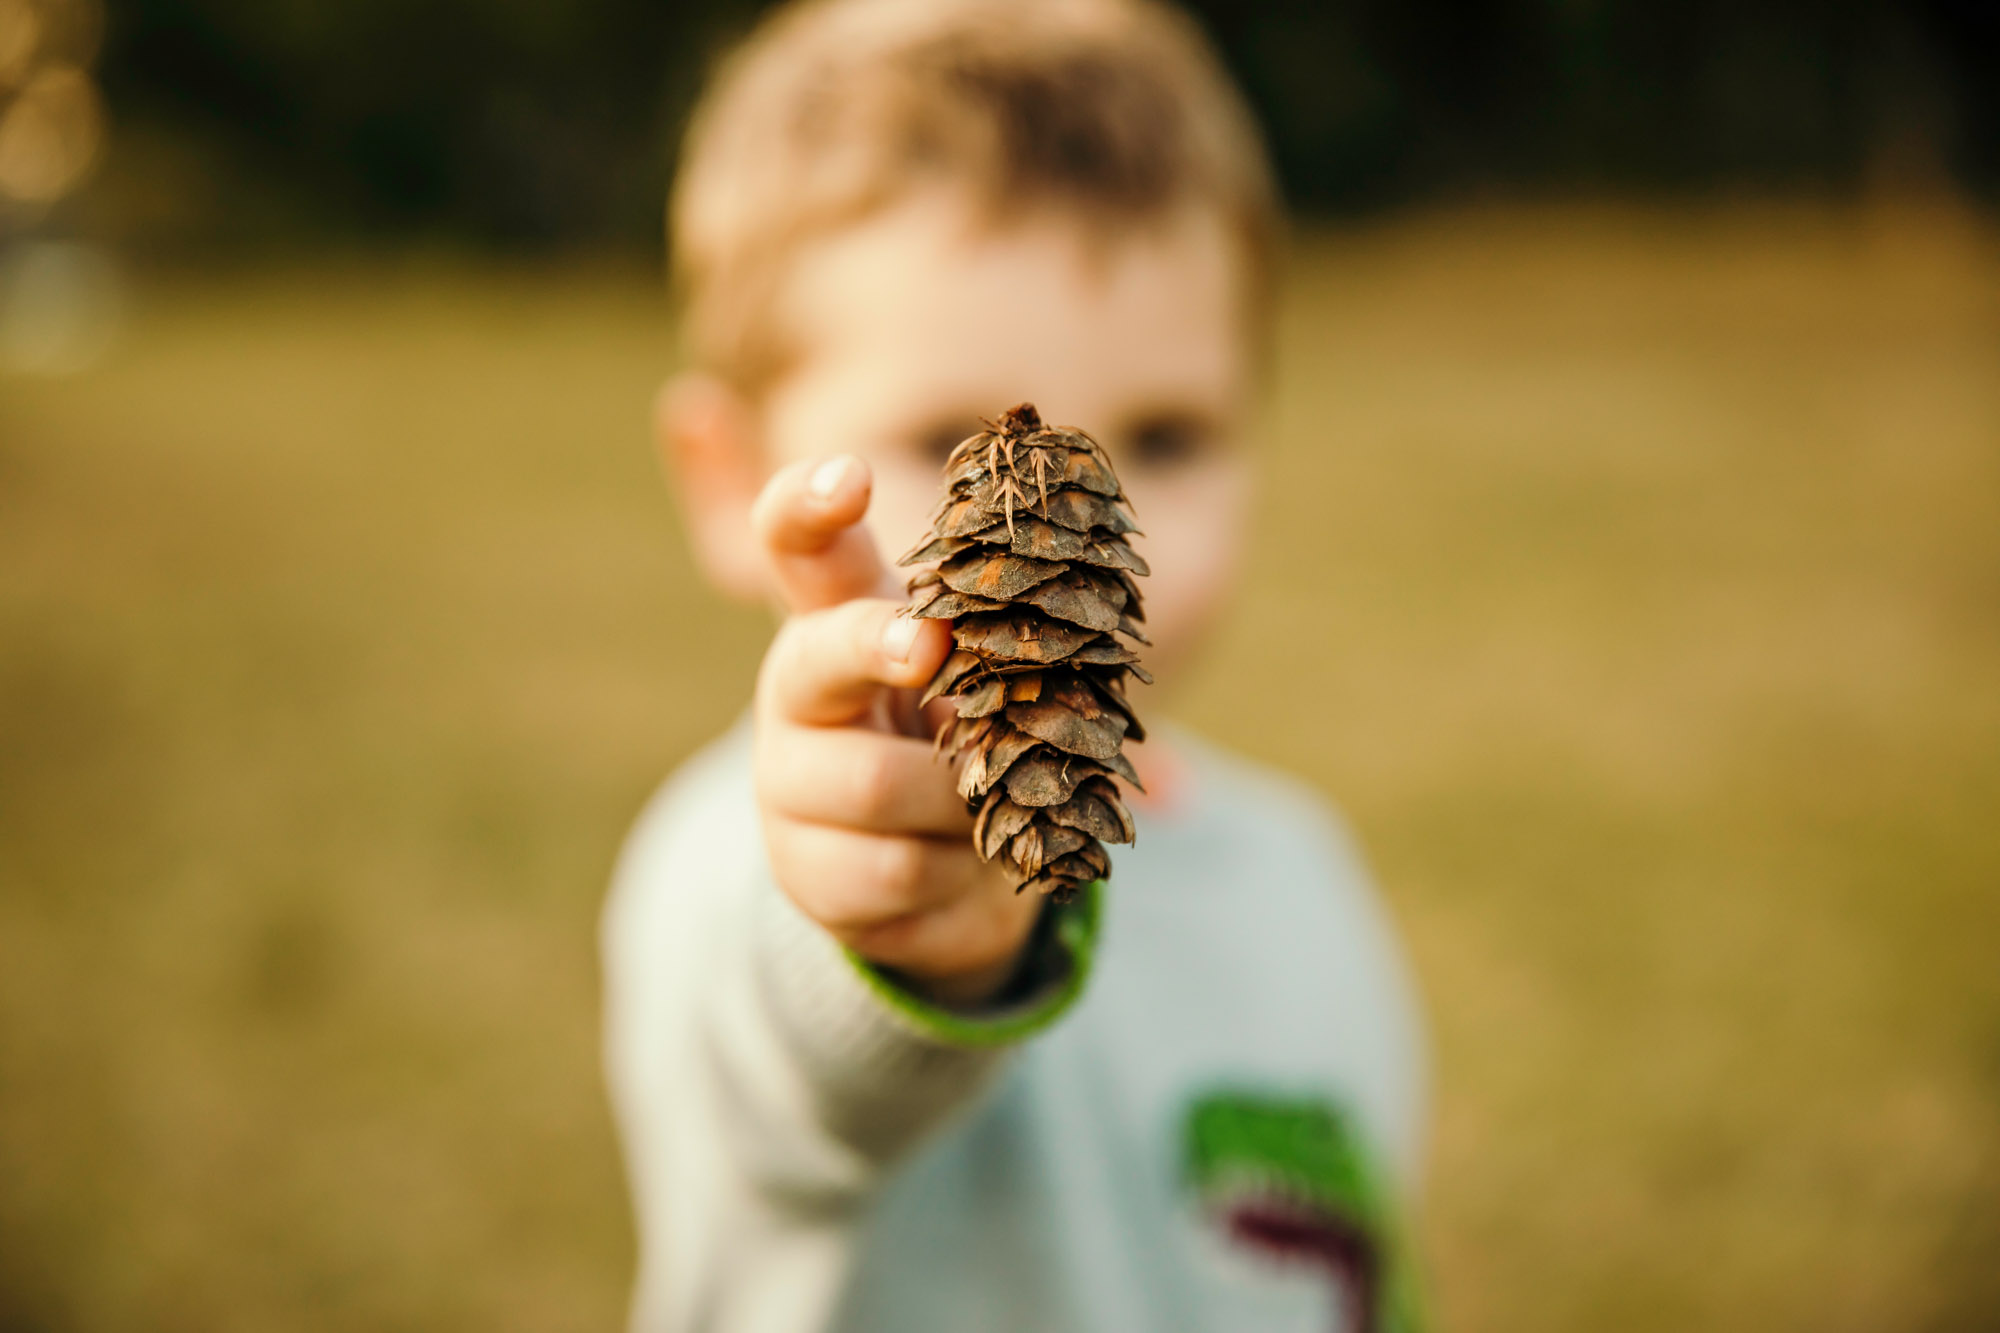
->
(602, 722, 1428, 1333)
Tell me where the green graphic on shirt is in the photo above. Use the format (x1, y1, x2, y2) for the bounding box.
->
(1183, 1091, 1425, 1333)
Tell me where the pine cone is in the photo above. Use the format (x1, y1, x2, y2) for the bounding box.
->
(896, 402, 1150, 904)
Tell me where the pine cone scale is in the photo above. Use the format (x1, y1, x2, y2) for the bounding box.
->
(1002, 699, 1128, 762)
(939, 549, 1067, 600)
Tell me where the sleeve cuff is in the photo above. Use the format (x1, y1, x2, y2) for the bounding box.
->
(840, 878, 1103, 1049)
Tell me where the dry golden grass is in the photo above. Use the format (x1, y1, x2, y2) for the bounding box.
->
(2, 204, 1997, 1331)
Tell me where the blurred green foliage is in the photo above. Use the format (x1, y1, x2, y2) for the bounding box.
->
(2, 202, 1996, 1330)
(93, 0, 2000, 250)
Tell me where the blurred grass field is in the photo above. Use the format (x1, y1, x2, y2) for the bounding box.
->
(3, 203, 1998, 1332)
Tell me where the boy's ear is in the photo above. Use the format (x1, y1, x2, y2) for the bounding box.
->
(655, 372, 767, 602)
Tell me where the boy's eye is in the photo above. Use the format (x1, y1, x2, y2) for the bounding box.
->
(1123, 414, 1212, 470)
(911, 419, 983, 464)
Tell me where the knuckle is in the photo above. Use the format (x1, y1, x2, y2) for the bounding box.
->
(870, 836, 931, 900)
(750, 461, 805, 532)
(762, 828, 807, 898)
(765, 832, 848, 926)
(809, 903, 869, 936)
(837, 597, 892, 648)
(751, 754, 786, 811)
(765, 616, 834, 705)
(809, 883, 893, 936)
(756, 621, 802, 695)
(748, 721, 796, 802)
(848, 744, 900, 823)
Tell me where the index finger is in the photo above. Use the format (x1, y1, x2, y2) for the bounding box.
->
(752, 455, 900, 614)
(759, 597, 953, 727)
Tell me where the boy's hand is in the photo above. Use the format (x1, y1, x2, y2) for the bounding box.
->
(750, 456, 1043, 1007)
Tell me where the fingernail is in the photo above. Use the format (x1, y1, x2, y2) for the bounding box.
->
(882, 614, 922, 663)
(808, 457, 853, 501)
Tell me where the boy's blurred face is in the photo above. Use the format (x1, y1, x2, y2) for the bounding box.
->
(684, 189, 1256, 685)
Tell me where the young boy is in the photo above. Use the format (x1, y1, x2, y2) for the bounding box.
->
(601, 1, 1428, 1328)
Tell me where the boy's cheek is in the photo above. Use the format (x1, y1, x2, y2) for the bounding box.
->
(1130, 461, 1252, 560)
(1080, 459, 1244, 679)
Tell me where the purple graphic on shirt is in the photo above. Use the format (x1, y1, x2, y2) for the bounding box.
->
(1182, 1091, 1420, 1333)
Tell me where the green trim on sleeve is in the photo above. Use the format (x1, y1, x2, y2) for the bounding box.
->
(841, 878, 1102, 1048)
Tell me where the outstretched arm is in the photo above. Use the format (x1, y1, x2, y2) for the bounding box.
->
(603, 456, 1097, 1331)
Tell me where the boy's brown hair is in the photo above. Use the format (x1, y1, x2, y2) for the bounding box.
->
(672, 0, 1280, 392)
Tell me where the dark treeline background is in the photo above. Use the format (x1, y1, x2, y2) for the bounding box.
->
(99, 0, 2000, 252)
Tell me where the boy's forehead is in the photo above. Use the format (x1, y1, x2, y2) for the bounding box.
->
(770, 190, 1251, 426)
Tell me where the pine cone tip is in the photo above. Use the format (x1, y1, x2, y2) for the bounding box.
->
(996, 402, 1043, 434)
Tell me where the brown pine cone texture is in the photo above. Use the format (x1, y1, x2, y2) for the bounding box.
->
(897, 402, 1151, 904)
